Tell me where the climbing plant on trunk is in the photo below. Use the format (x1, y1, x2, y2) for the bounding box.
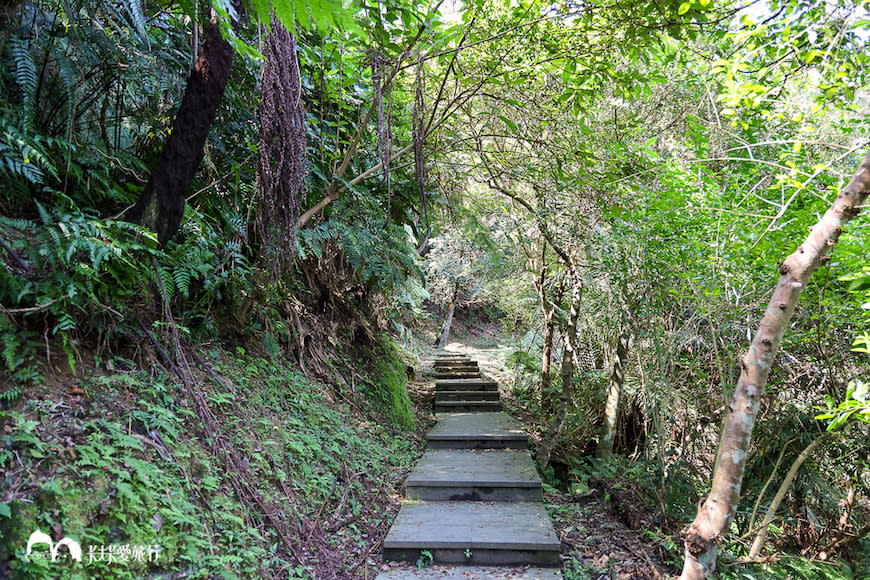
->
(255, 17, 306, 273)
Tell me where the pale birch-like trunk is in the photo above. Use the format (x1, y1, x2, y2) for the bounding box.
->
(680, 149, 870, 579)
(540, 307, 555, 396)
(597, 323, 631, 462)
(436, 285, 459, 349)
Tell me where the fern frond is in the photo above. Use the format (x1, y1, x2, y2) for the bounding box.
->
(9, 39, 37, 126)
(2, 331, 20, 371)
(157, 265, 175, 303)
(173, 266, 192, 298)
(51, 40, 78, 125)
(119, 0, 148, 44)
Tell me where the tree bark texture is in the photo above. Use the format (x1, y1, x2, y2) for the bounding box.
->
(127, 13, 234, 246)
(680, 149, 870, 579)
(597, 321, 631, 463)
(540, 306, 555, 397)
(535, 258, 556, 405)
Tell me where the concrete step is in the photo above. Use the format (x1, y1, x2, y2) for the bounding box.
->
(427, 413, 528, 450)
(406, 450, 542, 502)
(435, 372, 483, 379)
(434, 364, 480, 371)
(434, 360, 478, 366)
(436, 379, 499, 391)
(435, 400, 502, 413)
(383, 501, 560, 566)
(436, 390, 500, 402)
(375, 565, 563, 580)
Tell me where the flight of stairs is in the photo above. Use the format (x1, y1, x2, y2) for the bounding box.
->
(433, 354, 502, 413)
(382, 352, 561, 568)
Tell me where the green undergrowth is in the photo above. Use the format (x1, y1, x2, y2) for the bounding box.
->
(362, 340, 414, 430)
(550, 455, 867, 580)
(0, 347, 419, 578)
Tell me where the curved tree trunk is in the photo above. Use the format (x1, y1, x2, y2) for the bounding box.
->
(127, 10, 235, 246)
(680, 149, 870, 579)
(436, 284, 459, 348)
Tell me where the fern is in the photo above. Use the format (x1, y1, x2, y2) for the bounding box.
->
(9, 39, 37, 126)
(118, 0, 148, 43)
(49, 40, 78, 129)
(0, 121, 58, 190)
(2, 328, 20, 371)
(173, 265, 192, 298)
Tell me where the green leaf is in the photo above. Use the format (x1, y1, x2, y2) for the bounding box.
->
(499, 115, 518, 133)
(678, 2, 691, 15)
(0, 503, 10, 518)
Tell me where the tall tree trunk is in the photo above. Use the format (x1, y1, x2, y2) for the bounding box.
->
(256, 20, 306, 273)
(127, 10, 235, 246)
(535, 251, 559, 407)
(597, 321, 631, 462)
(539, 272, 582, 468)
(680, 149, 870, 580)
(436, 284, 459, 348)
(540, 306, 555, 396)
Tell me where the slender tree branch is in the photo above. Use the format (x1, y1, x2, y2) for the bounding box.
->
(0, 238, 30, 272)
(0, 299, 58, 314)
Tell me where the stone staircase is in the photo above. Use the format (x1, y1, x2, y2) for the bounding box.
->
(382, 352, 561, 569)
(433, 355, 502, 413)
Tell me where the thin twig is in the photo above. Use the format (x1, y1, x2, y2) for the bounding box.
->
(1, 298, 58, 314)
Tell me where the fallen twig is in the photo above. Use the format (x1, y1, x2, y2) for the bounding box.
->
(0, 298, 58, 314)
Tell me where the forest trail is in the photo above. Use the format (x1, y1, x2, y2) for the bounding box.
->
(380, 353, 561, 577)
(379, 344, 672, 579)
